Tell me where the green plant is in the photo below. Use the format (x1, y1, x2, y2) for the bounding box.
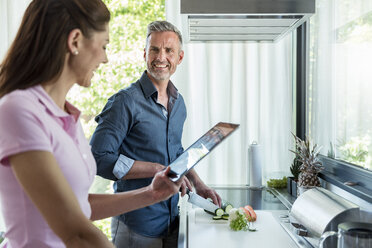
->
(327, 141, 335, 159)
(290, 133, 323, 187)
(290, 143, 302, 181)
(338, 135, 371, 169)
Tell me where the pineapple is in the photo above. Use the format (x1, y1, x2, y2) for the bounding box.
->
(290, 134, 324, 188)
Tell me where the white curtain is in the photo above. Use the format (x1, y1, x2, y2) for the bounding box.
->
(166, 0, 295, 185)
(0, 0, 30, 233)
(0, 0, 30, 61)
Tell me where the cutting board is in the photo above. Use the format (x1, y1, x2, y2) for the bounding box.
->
(189, 209, 298, 248)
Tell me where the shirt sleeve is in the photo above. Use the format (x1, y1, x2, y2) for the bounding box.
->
(90, 91, 135, 181)
(0, 95, 51, 165)
(113, 154, 135, 179)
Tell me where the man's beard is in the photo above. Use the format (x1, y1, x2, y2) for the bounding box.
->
(148, 67, 170, 81)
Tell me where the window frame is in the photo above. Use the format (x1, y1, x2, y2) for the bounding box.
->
(318, 155, 372, 203)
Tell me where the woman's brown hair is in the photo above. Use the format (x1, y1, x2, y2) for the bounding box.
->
(0, 0, 110, 97)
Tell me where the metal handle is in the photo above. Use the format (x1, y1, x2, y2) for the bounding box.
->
(319, 231, 338, 248)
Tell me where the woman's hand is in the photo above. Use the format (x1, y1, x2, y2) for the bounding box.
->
(148, 167, 183, 202)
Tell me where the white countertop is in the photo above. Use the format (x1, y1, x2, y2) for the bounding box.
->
(187, 207, 298, 248)
(177, 186, 316, 248)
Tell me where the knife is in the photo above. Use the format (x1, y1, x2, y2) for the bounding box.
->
(186, 189, 219, 213)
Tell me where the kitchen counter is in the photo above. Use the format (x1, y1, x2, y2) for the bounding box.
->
(177, 185, 312, 248)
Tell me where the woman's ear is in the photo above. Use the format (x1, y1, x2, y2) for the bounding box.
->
(67, 29, 83, 55)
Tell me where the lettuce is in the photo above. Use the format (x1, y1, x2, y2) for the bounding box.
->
(228, 208, 257, 232)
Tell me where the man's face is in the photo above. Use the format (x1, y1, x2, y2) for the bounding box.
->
(144, 31, 184, 83)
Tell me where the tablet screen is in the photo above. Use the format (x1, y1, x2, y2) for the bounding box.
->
(168, 122, 239, 181)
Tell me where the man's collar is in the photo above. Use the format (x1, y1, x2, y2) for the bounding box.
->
(139, 71, 179, 99)
(139, 71, 158, 98)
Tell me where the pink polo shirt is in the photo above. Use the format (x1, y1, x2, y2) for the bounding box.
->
(0, 85, 96, 248)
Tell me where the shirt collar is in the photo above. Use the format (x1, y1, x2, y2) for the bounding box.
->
(167, 81, 179, 100)
(139, 71, 179, 100)
(31, 85, 81, 122)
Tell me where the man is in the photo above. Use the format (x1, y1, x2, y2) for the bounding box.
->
(90, 21, 221, 248)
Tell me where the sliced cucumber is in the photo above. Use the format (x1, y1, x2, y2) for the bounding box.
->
(213, 215, 223, 220)
(215, 208, 224, 216)
(222, 214, 229, 220)
(221, 200, 233, 214)
(224, 204, 233, 214)
(204, 208, 223, 216)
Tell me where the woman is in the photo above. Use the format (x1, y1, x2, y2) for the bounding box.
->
(0, 0, 189, 247)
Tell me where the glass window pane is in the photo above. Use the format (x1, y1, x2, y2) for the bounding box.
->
(309, 0, 372, 170)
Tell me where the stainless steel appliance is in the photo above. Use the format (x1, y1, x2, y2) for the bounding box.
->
(291, 187, 360, 237)
(319, 222, 372, 248)
(290, 187, 360, 247)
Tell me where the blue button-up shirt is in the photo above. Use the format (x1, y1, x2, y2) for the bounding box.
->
(90, 71, 186, 237)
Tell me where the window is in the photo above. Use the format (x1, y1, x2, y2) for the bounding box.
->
(309, 0, 372, 171)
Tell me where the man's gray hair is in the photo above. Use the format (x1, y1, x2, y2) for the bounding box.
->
(146, 21, 183, 49)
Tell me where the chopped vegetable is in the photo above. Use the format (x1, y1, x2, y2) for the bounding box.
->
(204, 200, 235, 221)
(221, 200, 233, 214)
(204, 207, 224, 216)
(241, 207, 253, 222)
(244, 205, 257, 221)
(228, 208, 248, 231)
(228, 207, 257, 232)
(222, 214, 229, 220)
(267, 176, 287, 188)
(215, 208, 224, 216)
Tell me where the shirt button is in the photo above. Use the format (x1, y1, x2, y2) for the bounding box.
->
(83, 154, 87, 159)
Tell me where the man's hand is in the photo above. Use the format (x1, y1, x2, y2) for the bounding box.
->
(179, 176, 193, 197)
(194, 183, 222, 207)
(148, 167, 182, 202)
(186, 170, 222, 207)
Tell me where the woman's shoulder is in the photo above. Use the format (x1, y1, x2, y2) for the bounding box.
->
(0, 88, 40, 114)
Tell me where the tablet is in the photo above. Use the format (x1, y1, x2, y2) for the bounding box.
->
(168, 122, 239, 182)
